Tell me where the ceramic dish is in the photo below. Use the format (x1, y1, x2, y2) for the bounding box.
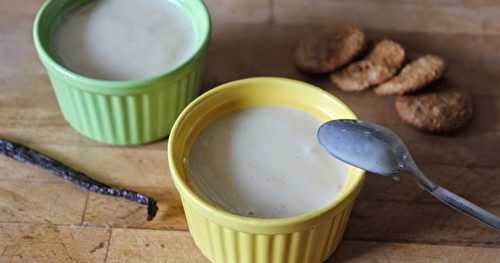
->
(168, 77, 365, 263)
(33, 0, 211, 145)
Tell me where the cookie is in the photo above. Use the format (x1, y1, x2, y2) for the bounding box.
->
(331, 39, 405, 91)
(367, 39, 406, 68)
(395, 89, 473, 133)
(294, 25, 366, 74)
(330, 60, 396, 92)
(375, 55, 446, 96)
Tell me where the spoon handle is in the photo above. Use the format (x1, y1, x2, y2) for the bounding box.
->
(409, 165, 499, 230)
(430, 186, 500, 230)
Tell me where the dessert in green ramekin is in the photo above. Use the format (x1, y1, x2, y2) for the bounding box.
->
(33, 0, 211, 145)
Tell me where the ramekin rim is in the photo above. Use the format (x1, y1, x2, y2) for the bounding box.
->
(32, 0, 211, 89)
(167, 77, 365, 228)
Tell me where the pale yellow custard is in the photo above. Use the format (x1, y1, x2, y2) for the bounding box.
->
(55, 0, 196, 80)
(188, 106, 349, 218)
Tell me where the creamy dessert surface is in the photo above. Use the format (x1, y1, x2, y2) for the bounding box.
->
(55, 0, 197, 80)
(188, 106, 349, 218)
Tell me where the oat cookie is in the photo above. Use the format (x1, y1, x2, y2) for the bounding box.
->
(375, 55, 446, 96)
(331, 39, 405, 91)
(294, 25, 366, 74)
(367, 39, 406, 68)
(331, 61, 396, 92)
(395, 89, 473, 133)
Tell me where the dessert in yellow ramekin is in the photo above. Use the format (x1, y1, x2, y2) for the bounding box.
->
(168, 77, 364, 263)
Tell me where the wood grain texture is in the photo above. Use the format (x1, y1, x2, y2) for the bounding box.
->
(205, 0, 500, 35)
(84, 192, 187, 230)
(204, 0, 272, 25)
(106, 230, 500, 263)
(106, 228, 208, 263)
(2, 0, 500, 261)
(347, 201, 500, 246)
(273, 0, 481, 34)
(1, 224, 499, 263)
(329, 241, 500, 263)
(480, 35, 500, 75)
(359, 164, 500, 206)
(0, 154, 62, 182)
(0, 223, 110, 263)
(0, 181, 87, 224)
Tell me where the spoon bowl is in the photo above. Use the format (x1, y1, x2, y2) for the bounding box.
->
(317, 119, 410, 176)
(318, 119, 500, 230)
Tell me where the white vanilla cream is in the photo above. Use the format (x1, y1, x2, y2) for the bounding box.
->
(188, 106, 349, 218)
(55, 0, 196, 80)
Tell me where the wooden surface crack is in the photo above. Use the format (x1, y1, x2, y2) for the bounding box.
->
(80, 192, 90, 225)
(103, 228, 113, 263)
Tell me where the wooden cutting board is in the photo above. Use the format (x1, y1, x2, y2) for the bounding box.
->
(1, 0, 499, 262)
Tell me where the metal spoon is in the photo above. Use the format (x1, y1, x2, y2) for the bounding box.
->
(317, 119, 500, 230)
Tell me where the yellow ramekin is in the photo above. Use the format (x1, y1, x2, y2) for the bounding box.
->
(168, 77, 365, 263)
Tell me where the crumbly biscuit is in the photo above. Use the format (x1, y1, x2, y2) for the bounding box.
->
(331, 39, 405, 91)
(294, 25, 366, 74)
(331, 61, 397, 91)
(367, 39, 406, 68)
(395, 89, 473, 133)
(375, 55, 446, 96)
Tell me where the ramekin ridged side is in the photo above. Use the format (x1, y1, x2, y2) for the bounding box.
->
(182, 195, 357, 263)
(168, 78, 365, 263)
(33, 0, 211, 145)
(46, 58, 204, 145)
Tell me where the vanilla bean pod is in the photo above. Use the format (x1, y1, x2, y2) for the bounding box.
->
(0, 139, 158, 221)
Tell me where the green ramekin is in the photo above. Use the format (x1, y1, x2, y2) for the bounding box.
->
(33, 0, 211, 145)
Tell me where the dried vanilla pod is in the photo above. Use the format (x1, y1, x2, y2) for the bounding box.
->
(0, 139, 158, 221)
